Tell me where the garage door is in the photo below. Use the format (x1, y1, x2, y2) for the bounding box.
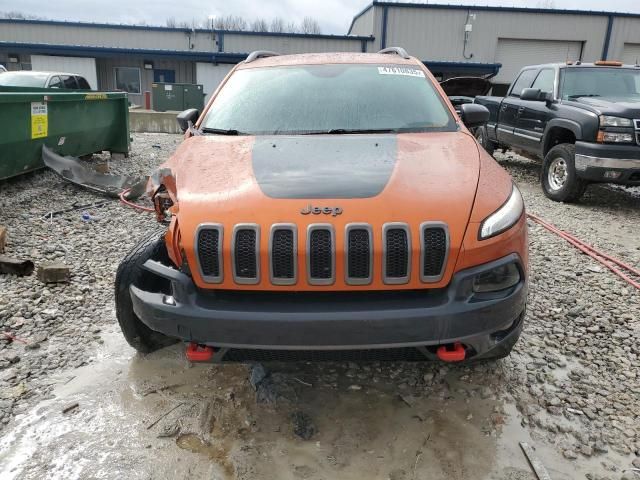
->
(31, 55, 97, 90)
(196, 63, 235, 102)
(494, 39, 583, 84)
(621, 43, 640, 65)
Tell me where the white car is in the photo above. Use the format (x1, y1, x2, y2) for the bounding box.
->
(0, 65, 7, 73)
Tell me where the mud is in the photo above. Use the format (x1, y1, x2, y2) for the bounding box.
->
(1, 326, 627, 480)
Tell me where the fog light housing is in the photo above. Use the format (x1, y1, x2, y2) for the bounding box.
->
(603, 171, 622, 179)
(473, 263, 520, 293)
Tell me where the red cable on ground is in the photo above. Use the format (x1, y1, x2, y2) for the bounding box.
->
(2, 332, 29, 344)
(119, 188, 155, 213)
(527, 212, 640, 291)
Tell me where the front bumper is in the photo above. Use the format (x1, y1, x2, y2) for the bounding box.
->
(130, 254, 527, 359)
(575, 142, 640, 185)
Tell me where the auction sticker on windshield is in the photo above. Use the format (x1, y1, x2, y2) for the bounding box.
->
(378, 66, 425, 77)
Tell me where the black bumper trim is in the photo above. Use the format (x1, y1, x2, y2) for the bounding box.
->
(130, 254, 527, 355)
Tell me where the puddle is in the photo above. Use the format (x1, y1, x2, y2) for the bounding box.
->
(0, 327, 631, 480)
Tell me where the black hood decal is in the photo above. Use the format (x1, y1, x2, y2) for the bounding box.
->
(252, 135, 397, 199)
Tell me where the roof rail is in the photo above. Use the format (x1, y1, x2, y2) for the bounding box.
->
(245, 50, 281, 63)
(377, 47, 410, 59)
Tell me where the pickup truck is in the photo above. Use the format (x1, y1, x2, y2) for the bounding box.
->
(475, 62, 640, 202)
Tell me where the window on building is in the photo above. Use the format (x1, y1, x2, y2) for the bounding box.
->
(509, 69, 538, 97)
(115, 67, 141, 94)
(531, 69, 555, 94)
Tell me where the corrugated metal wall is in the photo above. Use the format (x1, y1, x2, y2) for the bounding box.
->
(222, 33, 364, 54)
(608, 17, 640, 61)
(350, 8, 375, 37)
(384, 7, 608, 65)
(0, 23, 214, 52)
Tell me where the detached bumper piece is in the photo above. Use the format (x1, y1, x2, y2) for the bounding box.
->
(132, 254, 527, 362)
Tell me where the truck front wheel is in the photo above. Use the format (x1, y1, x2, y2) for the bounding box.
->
(115, 229, 178, 353)
(541, 144, 587, 202)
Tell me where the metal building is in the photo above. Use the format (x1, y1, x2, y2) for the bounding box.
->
(350, 2, 640, 93)
(1, 2, 640, 102)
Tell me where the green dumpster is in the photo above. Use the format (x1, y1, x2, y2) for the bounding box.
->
(152, 82, 204, 112)
(0, 91, 129, 180)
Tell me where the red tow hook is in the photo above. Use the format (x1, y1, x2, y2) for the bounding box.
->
(185, 342, 215, 362)
(436, 342, 466, 362)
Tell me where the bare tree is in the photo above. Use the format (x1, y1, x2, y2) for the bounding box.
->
(270, 17, 285, 33)
(213, 14, 247, 31)
(300, 16, 321, 34)
(251, 18, 269, 32)
(285, 21, 298, 33)
(165, 17, 177, 28)
(536, 0, 556, 8)
(1, 11, 43, 20)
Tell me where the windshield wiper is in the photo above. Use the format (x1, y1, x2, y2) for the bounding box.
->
(201, 127, 243, 135)
(301, 128, 397, 135)
(567, 94, 601, 99)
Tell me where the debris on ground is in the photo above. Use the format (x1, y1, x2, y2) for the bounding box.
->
(291, 411, 316, 440)
(42, 146, 146, 199)
(37, 262, 71, 283)
(61, 402, 79, 414)
(0, 226, 6, 253)
(0, 255, 35, 276)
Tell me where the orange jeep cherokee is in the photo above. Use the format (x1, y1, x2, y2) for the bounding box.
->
(115, 48, 528, 363)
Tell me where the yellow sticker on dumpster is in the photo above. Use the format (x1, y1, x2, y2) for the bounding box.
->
(31, 102, 48, 139)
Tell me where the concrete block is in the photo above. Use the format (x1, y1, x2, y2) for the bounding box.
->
(0, 226, 6, 253)
(37, 262, 71, 283)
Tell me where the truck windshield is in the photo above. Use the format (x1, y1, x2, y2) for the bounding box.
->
(561, 67, 640, 100)
(201, 64, 457, 135)
(0, 72, 48, 87)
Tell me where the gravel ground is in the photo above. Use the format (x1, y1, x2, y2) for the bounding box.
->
(0, 134, 639, 479)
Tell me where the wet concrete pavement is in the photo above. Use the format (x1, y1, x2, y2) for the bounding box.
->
(1, 326, 622, 480)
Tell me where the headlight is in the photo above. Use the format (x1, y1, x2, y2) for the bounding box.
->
(479, 185, 524, 240)
(598, 132, 635, 143)
(473, 263, 521, 293)
(152, 185, 174, 223)
(600, 115, 633, 127)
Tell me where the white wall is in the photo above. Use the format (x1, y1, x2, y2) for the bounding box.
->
(31, 55, 98, 89)
(196, 62, 235, 102)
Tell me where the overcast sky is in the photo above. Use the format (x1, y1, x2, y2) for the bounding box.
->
(0, 0, 638, 34)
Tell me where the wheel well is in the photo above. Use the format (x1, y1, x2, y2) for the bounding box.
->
(544, 127, 575, 156)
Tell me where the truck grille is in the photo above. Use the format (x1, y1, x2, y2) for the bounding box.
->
(195, 222, 450, 286)
(308, 226, 334, 284)
(270, 225, 296, 285)
(420, 223, 449, 282)
(196, 224, 223, 283)
(233, 225, 259, 284)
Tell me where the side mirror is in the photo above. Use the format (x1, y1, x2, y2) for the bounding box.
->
(520, 88, 553, 102)
(460, 103, 490, 128)
(177, 108, 200, 133)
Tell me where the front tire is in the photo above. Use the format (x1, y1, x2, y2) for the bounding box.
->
(115, 229, 178, 353)
(474, 125, 495, 156)
(541, 144, 587, 202)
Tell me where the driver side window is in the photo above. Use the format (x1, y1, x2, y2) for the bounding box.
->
(509, 69, 538, 97)
(531, 69, 555, 95)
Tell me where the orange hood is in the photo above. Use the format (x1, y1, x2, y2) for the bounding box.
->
(159, 132, 482, 290)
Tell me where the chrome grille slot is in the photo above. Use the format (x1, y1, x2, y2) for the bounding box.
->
(420, 222, 449, 283)
(232, 224, 260, 284)
(270, 224, 297, 285)
(195, 224, 223, 283)
(383, 223, 410, 284)
(345, 224, 372, 285)
(307, 225, 335, 285)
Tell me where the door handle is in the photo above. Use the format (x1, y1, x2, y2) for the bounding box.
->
(500, 104, 507, 112)
(517, 106, 526, 114)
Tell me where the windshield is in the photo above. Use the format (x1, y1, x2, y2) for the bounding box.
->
(561, 67, 640, 100)
(0, 72, 48, 87)
(201, 64, 456, 135)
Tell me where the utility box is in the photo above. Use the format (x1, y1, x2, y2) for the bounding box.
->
(152, 83, 204, 112)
